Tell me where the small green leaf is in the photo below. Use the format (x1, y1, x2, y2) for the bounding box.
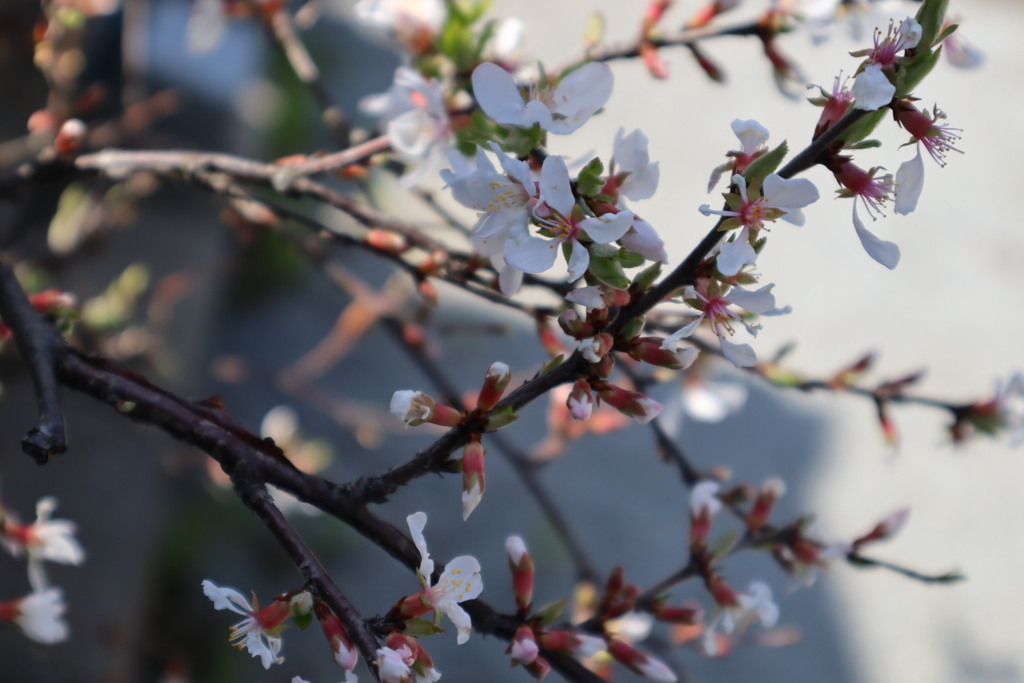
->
(630, 261, 662, 292)
(588, 251, 630, 289)
(914, 0, 949, 51)
(576, 157, 606, 197)
(709, 529, 741, 561)
(618, 250, 645, 269)
(484, 408, 520, 431)
(538, 354, 565, 376)
(742, 140, 789, 188)
(536, 598, 567, 625)
(292, 612, 314, 631)
(405, 619, 446, 637)
(847, 139, 882, 150)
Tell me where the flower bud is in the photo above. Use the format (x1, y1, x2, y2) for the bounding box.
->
(462, 436, 486, 520)
(595, 383, 663, 424)
(852, 507, 910, 549)
(746, 476, 785, 534)
(389, 390, 461, 427)
(607, 639, 677, 682)
(567, 379, 594, 421)
(316, 603, 359, 670)
(54, 118, 87, 156)
(506, 535, 534, 612)
(476, 361, 511, 412)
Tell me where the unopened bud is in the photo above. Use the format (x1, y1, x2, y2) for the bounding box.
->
(364, 228, 408, 253)
(477, 361, 511, 412)
(54, 118, 87, 156)
(462, 436, 486, 520)
(506, 535, 534, 612)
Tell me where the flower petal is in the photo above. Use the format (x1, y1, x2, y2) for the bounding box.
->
(716, 228, 757, 277)
(472, 62, 526, 125)
(580, 210, 634, 244)
(894, 148, 924, 216)
(547, 62, 614, 135)
(761, 174, 819, 212)
(851, 64, 895, 111)
(852, 206, 900, 269)
(539, 155, 575, 216)
(720, 338, 758, 367)
(504, 235, 560, 274)
(406, 512, 434, 581)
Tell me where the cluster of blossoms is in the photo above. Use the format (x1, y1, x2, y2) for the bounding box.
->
(203, 512, 480, 681)
(197, 1, 1004, 681)
(0, 496, 83, 645)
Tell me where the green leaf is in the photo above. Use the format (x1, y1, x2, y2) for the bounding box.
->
(914, 0, 949, 51)
(576, 157, 606, 197)
(742, 140, 788, 188)
(630, 262, 662, 292)
(405, 619, 447, 637)
(896, 45, 942, 99)
(840, 108, 888, 147)
(484, 407, 520, 431)
(618, 250, 645, 269)
(709, 529, 741, 561)
(588, 250, 630, 289)
(292, 611, 314, 631)
(847, 139, 882, 150)
(536, 598, 567, 625)
(618, 315, 644, 342)
(538, 354, 565, 376)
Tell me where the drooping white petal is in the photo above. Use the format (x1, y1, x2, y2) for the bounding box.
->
(894, 147, 924, 215)
(406, 512, 434, 581)
(852, 206, 900, 269)
(898, 17, 923, 50)
(851, 64, 895, 111)
(472, 62, 527, 125)
(565, 239, 590, 281)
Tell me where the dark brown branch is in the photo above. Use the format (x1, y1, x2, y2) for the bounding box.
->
(233, 477, 381, 674)
(0, 260, 67, 462)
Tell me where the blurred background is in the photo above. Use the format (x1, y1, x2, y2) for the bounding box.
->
(0, 0, 1021, 682)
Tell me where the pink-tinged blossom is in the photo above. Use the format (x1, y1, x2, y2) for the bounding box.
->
(404, 513, 483, 644)
(504, 155, 634, 281)
(663, 283, 790, 368)
(567, 378, 595, 421)
(701, 173, 819, 276)
(707, 119, 769, 191)
(891, 103, 962, 216)
(864, 17, 922, 68)
(376, 644, 415, 683)
(0, 497, 85, 591)
(510, 627, 541, 665)
(202, 580, 291, 669)
(360, 68, 453, 187)
(0, 589, 68, 644)
(471, 61, 613, 135)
